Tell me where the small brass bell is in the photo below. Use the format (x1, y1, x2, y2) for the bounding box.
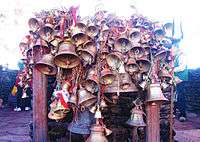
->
(68, 109, 95, 135)
(154, 49, 170, 61)
(54, 40, 80, 69)
(125, 58, 139, 75)
(129, 28, 141, 43)
(126, 106, 146, 127)
(86, 23, 99, 39)
(114, 33, 132, 53)
(35, 54, 57, 75)
(106, 52, 124, 71)
(84, 67, 99, 93)
(94, 105, 102, 119)
(129, 43, 145, 59)
(78, 87, 97, 108)
(100, 67, 116, 85)
(136, 57, 151, 73)
(158, 69, 172, 80)
(39, 25, 54, 42)
(28, 18, 40, 32)
(86, 124, 108, 142)
(146, 83, 168, 103)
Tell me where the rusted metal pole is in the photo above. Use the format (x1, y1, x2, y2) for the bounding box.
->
(146, 102, 160, 142)
(33, 67, 48, 142)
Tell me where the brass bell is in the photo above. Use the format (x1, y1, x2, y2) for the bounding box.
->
(99, 44, 110, 60)
(125, 58, 139, 75)
(100, 67, 116, 85)
(68, 109, 95, 135)
(86, 23, 99, 39)
(120, 73, 133, 90)
(78, 87, 97, 108)
(71, 22, 90, 46)
(146, 83, 168, 103)
(129, 43, 145, 59)
(106, 52, 124, 71)
(86, 124, 108, 142)
(143, 45, 158, 56)
(114, 33, 132, 53)
(32, 39, 50, 56)
(78, 41, 97, 65)
(158, 69, 172, 80)
(54, 40, 80, 69)
(35, 54, 57, 75)
(39, 25, 54, 42)
(68, 94, 77, 106)
(129, 28, 141, 43)
(28, 18, 40, 32)
(84, 67, 99, 93)
(94, 105, 102, 119)
(126, 106, 146, 127)
(154, 49, 170, 61)
(136, 57, 151, 73)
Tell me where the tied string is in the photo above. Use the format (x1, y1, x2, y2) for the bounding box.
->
(70, 6, 78, 27)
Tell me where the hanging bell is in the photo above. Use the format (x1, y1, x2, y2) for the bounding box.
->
(68, 109, 95, 135)
(126, 107, 146, 127)
(154, 49, 170, 61)
(54, 40, 80, 68)
(100, 98, 108, 108)
(125, 58, 139, 75)
(68, 94, 77, 106)
(86, 23, 99, 39)
(100, 67, 116, 85)
(136, 56, 151, 73)
(84, 67, 99, 93)
(71, 22, 90, 46)
(129, 43, 145, 59)
(78, 40, 97, 65)
(39, 25, 54, 42)
(54, 100, 70, 115)
(86, 124, 108, 142)
(28, 18, 40, 32)
(146, 83, 168, 103)
(32, 39, 50, 56)
(129, 28, 141, 43)
(104, 127, 112, 136)
(99, 43, 110, 60)
(94, 105, 102, 119)
(106, 52, 124, 71)
(143, 45, 158, 56)
(120, 73, 138, 91)
(114, 33, 132, 53)
(35, 54, 57, 75)
(78, 88, 97, 108)
(158, 69, 172, 80)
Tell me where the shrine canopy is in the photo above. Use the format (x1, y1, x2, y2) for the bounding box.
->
(0, 0, 199, 69)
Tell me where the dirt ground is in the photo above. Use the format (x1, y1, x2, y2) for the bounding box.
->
(0, 108, 199, 142)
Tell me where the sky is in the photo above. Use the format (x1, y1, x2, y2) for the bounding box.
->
(0, 0, 199, 69)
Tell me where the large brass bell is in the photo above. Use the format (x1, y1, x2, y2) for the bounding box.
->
(84, 67, 99, 93)
(54, 40, 80, 68)
(28, 18, 40, 32)
(146, 83, 168, 103)
(114, 33, 132, 53)
(86, 23, 99, 39)
(136, 57, 151, 73)
(129, 28, 141, 43)
(126, 106, 146, 127)
(35, 54, 57, 75)
(78, 87, 97, 108)
(125, 58, 139, 75)
(68, 109, 95, 135)
(106, 52, 124, 71)
(100, 67, 116, 85)
(86, 124, 108, 142)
